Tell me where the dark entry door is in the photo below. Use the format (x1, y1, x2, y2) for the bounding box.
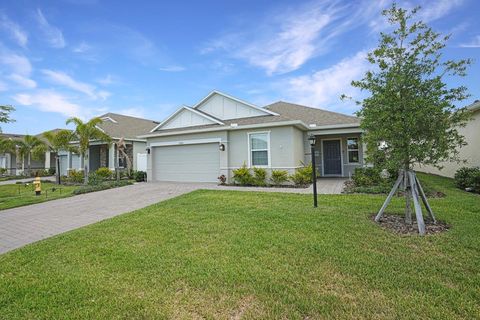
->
(323, 140, 342, 175)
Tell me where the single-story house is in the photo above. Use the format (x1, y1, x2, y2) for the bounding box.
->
(139, 91, 366, 183)
(417, 100, 480, 177)
(59, 113, 158, 176)
(0, 132, 57, 176)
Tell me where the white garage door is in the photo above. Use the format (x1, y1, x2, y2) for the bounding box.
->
(153, 143, 220, 182)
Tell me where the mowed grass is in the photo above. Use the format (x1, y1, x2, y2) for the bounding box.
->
(0, 182, 79, 210)
(0, 174, 479, 319)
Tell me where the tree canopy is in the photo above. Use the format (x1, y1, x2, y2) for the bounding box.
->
(349, 4, 472, 172)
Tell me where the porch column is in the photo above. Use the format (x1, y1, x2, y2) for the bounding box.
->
(67, 151, 72, 171)
(45, 151, 51, 169)
(108, 144, 116, 170)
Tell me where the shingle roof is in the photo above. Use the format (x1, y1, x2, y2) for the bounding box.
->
(467, 100, 480, 112)
(97, 113, 159, 139)
(265, 101, 360, 126)
(147, 101, 360, 135)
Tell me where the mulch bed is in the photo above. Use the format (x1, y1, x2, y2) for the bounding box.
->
(372, 214, 449, 235)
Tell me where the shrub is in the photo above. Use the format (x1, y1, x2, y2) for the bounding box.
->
(48, 168, 56, 176)
(96, 167, 113, 180)
(454, 167, 480, 193)
(67, 169, 84, 184)
(252, 167, 267, 186)
(217, 174, 226, 185)
(87, 172, 103, 186)
(0, 168, 7, 175)
(232, 164, 253, 186)
(352, 167, 383, 187)
(289, 164, 315, 187)
(271, 169, 289, 186)
(73, 180, 133, 195)
(134, 171, 147, 182)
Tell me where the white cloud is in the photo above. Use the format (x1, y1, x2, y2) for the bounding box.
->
(96, 74, 118, 86)
(460, 35, 480, 48)
(282, 50, 369, 112)
(158, 65, 186, 72)
(41, 69, 110, 100)
(35, 9, 66, 48)
(13, 90, 82, 117)
(9, 74, 36, 88)
(72, 41, 91, 53)
(420, 0, 464, 22)
(0, 13, 28, 48)
(0, 80, 7, 91)
(201, 0, 382, 75)
(0, 48, 36, 89)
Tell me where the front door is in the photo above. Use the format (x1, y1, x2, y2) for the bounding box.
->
(323, 140, 342, 175)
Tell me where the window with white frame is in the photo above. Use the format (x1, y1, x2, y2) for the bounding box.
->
(249, 132, 269, 167)
(347, 138, 360, 163)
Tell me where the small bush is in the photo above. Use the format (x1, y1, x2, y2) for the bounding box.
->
(271, 170, 289, 186)
(289, 164, 315, 187)
(96, 167, 113, 180)
(48, 168, 56, 175)
(134, 171, 147, 182)
(73, 180, 133, 195)
(454, 167, 480, 193)
(0, 168, 7, 175)
(67, 169, 84, 184)
(232, 164, 253, 186)
(352, 167, 383, 187)
(252, 167, 267, 186)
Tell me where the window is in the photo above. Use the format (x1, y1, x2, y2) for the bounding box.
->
(249, 132, 269, 167)
(347, 138, 360, 163)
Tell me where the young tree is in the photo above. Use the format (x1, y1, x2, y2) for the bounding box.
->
(0, 105, 15, 130)
(66, 117, 111, 184)
(43, 130, 76, 184)
(17, 135, 46, 176)
(349, 4, 471, 234)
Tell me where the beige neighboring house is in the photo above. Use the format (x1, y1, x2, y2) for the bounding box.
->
(59, 113, 158, 176)
(417, 100, 480, 177)
(140, 91, 365, 183)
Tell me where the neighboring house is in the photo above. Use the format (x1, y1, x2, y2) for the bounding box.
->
(0, 131, 57, 175)
(139, 91, 365, 183)
(59, 113, 158, 176)
(417, 100, 480, 177)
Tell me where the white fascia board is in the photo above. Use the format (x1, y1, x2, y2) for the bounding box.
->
(139, 120, 309, 138)
(193, 90, 279, 116)
(150, 138, 222, 148)
(307, 123, 361, 130)
(150, 105, 224, 132)
(309, 127, 364, 136)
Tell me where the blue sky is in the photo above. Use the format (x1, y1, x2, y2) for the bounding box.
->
(0, 0, 479, 134)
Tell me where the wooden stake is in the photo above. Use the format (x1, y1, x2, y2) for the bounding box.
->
(415, 175, 437, 224)
(408, 171, 426, 235)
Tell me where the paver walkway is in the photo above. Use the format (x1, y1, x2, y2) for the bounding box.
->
(0, 178, 346, 254)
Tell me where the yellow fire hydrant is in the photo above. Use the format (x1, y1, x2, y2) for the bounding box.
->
(33, 176, 42, 196)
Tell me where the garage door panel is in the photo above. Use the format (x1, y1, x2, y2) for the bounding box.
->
(153, 143, 220, 182)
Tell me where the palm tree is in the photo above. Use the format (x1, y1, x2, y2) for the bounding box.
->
(17, 135, 46, 176)
(43, 130, 76, 184)
(66, 117, 111, 184)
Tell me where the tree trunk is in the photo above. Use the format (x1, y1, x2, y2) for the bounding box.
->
(28, 153, 31, 176)
(404, 171, 412, 224)
(83, 153, 88, 185)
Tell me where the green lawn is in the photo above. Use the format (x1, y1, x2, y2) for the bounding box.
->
(0, 174, 479, 319)
(0, 182, 79, 210)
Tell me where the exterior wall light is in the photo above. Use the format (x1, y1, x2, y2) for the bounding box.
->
(146, 147, 151, 154)
(219, 143, 225, 151)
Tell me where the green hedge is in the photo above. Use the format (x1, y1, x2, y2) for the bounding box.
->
(454, 167, 480, 193)
(73, 180, 133, 195)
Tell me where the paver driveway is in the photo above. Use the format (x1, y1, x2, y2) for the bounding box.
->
(0, 182, 212, 254)
(0, 178, 346, 254)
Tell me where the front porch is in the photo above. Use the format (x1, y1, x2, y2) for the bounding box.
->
(308, 133, 365, 178)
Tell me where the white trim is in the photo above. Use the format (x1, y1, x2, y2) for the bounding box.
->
(150, 138, 222, 148)
(100, 116, 118, 123)
(220, 166, 302, 170)
(193, 90, 279, 116)
(346, 137, 360, 164)
(139, 120, 308, 138)
(150, 105, 224, 132)
(247, 131, 271, 168)
(320, 138, 343, 177)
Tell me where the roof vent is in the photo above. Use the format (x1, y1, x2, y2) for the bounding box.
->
(230, 123, 238, 127)
(309, 124, 317, 128)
